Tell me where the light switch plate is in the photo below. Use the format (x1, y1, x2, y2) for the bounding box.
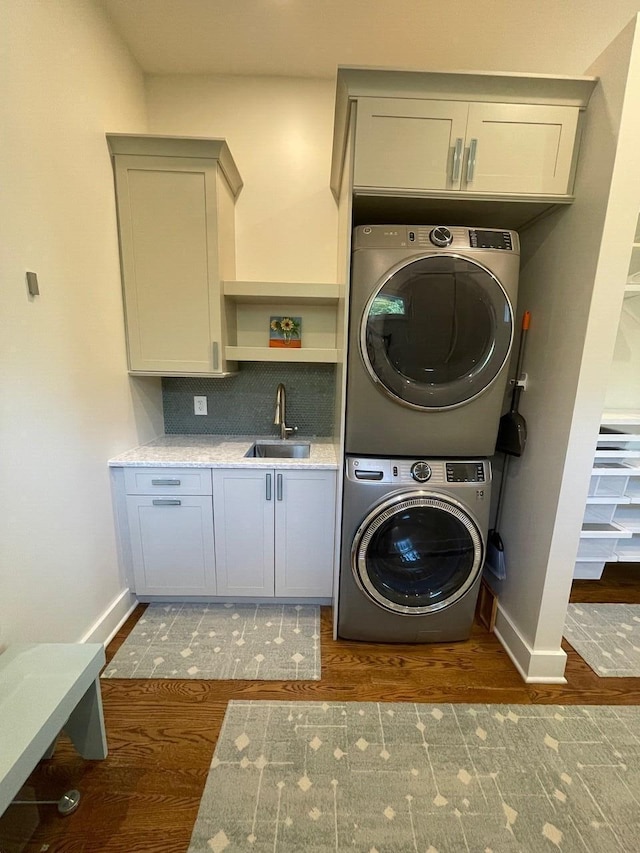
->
(26, 271, 40, 296)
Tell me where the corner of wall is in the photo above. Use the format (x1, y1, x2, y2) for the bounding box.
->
(494, 604, 568, 683)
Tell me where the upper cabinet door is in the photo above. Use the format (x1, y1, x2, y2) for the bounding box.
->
(108, 135, 242, 377)
(116, 157, 222, 375)
(463, 103, 580, 196)
(354, 98, 469, 191)
(351, 97, 582, 199)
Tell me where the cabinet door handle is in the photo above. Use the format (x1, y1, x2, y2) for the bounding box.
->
(151, 478, 181, 486)
(152, 499, 182, 506)
(212, 341, 219, 370)
(466, 138, 478, 183)
(451, 137, 463, 182)
(276, 473, 283, 501)
(266, 473, 272, 501)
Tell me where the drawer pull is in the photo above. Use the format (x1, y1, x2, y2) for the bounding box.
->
(152, 499, 182, 506)
(151, 479, 181, 486)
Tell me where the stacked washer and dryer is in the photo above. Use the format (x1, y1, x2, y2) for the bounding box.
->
(338, 225, 520, 642)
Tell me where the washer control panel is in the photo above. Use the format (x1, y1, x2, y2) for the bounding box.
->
(429, 226, 453, 247)
(446, 462, 486, 483)
(410, 461, 432, 482)
(468, 229, 513, 250)
(347, 457, 490, 486)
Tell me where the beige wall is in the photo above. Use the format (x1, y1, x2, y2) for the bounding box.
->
(145, 75, 338, 284)
(491, 16, 640, 678)
(0, 0, 162, 645)
(3, 0, 640, 666)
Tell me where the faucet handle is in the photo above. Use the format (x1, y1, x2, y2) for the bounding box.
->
(284, 425, 297, 438)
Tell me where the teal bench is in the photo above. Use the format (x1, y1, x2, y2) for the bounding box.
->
(0, 643, 108, 816)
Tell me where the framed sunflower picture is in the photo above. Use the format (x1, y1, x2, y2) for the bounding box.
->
(269, 316, 302, 348)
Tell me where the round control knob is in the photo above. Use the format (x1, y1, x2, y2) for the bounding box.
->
(429, 226, 453, 247)
(411, 461, 432, 483)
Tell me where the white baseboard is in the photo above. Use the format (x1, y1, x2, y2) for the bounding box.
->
(79, 588, 138, 648)
(494, 604, 568, 684)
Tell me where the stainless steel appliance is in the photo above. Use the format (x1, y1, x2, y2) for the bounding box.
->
(346, 225, 520, 456)
(337, 455, 491, 642)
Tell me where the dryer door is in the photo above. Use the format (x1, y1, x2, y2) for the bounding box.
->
(360, 254, 513, 410)
(352, 492, 484, 614)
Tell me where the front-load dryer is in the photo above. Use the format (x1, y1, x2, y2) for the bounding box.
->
(345, 224, 520, 457)
(337, 455, 491, 643)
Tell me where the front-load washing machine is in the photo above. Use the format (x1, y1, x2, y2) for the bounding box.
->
(337, 455, 491, 643)
(345, 224, 520, 457)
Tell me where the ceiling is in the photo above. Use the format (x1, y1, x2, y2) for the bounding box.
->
(101, 0, 640, 79)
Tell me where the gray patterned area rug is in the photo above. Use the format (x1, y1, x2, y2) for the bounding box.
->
(102, 603, 320, 680)
(564, 603, 640, 677)
(188, 700, 640, 853)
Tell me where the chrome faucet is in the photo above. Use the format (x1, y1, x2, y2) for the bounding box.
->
(274, 383, 297, 440)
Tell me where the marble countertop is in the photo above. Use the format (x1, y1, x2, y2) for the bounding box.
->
(108, 435, 339, 469)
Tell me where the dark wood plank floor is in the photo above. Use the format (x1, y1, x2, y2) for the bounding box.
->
(2, 563, 640, 853)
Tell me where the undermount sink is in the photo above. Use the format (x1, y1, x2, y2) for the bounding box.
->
(245, 441, 311, 459)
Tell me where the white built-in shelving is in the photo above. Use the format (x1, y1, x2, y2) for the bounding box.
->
(575, 212, 640, 579)
(222, 281, 342, 363)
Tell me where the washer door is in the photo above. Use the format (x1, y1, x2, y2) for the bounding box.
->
(352, 492, 484, 615)
(360, 254, 513, 410)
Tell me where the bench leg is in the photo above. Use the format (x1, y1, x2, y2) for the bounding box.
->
(62, 677, 108, 759)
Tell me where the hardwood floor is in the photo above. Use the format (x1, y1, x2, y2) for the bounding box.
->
(2, 563, 640, 853)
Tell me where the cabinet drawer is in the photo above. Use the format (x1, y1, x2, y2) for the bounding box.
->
(123, 467, 212, 495)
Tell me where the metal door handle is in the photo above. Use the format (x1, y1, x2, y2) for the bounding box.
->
(151, 479, 181, 486)
(354, 470, 384, 480)
(212, 341, 219, 370)
(466, 138, 478, 182)
(451, 137, 463, 182)
(266, 473, 272, 501)
(152, 499, 182, 506)
(276, 473, 283, 501)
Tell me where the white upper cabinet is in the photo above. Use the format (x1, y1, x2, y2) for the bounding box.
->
(332, 68, 597, 205)
(107, 134, 243, 377)
(463, 103, 579, 196)
(354, 98, 469, 191)
(354, 97, 580, 197)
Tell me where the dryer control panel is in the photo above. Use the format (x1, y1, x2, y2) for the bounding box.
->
(352, 224, 520, 254)
(347, 457, 490, 486)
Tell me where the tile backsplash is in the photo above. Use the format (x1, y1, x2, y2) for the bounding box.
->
(162, 363, 336, 436)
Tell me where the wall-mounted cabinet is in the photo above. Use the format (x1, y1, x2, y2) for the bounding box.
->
(330, 68, 597, 225)
(222, 281, 342, 363)
(107, 134, 243, 377)
(354, 98, 580, 198)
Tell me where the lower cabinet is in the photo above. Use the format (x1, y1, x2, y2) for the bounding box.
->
(120, 465, 336, 599)
(212, 468, 336, 598)
(125, 466, 216, 595)
(126, 494, 216, 595)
